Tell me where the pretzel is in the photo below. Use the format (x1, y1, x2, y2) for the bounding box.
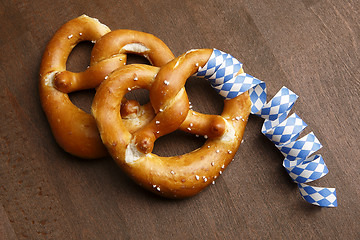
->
(39, 15, 174, 158)
(92, 49, 251, 198)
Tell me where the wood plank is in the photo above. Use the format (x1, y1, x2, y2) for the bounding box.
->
(0, 204, 17, 240)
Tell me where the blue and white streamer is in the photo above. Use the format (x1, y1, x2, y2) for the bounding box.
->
(195, 49, 337, 207)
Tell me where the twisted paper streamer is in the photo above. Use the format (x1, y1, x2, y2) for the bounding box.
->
(195, 49, 337, 207)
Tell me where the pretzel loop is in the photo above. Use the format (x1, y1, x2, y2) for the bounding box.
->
(39, 15, 116, 158)
(54, 29, 175, 93)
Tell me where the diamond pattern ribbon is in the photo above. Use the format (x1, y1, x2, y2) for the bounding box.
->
(195, 49, 337, 207)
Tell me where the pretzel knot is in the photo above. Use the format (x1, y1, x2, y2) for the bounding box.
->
(39, 15, 174, 158)
(92, 49, 251, 198)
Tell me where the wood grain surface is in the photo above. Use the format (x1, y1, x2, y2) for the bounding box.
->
(1, 0, 359, 239)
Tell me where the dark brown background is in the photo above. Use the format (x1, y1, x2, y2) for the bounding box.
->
(1, 0, 359, 239)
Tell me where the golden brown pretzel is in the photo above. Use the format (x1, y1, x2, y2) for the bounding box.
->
(39, 15, 175, 159)
(92, 49, 251, 198)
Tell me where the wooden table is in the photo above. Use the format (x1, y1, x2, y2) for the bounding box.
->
(1, 0, 359, 239)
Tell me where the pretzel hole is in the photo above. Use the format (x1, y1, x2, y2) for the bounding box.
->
(65, 41, 95, 114)
(185, 76, 223, 115)
(152, 130, 206, 157)
(124, 88, 150, 106)
(126, 53, 150, 65)
(66, 41, 93, 72)
(68, 89, 95, 114)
